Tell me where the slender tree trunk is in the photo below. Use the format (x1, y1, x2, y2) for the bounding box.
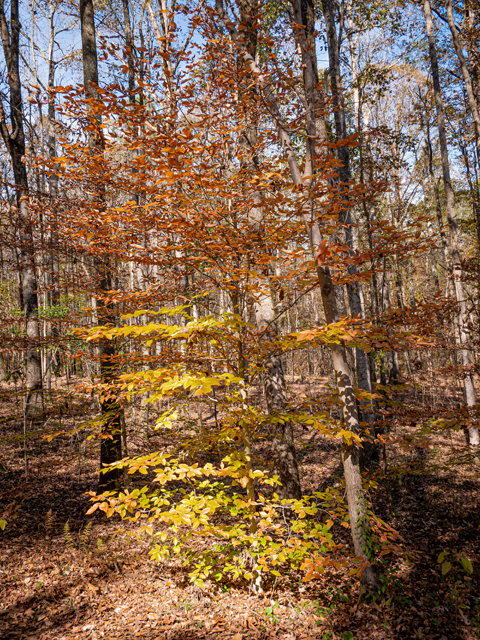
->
(0, 0, 43, 416)
(122, 0, 135, 97)
(47, 1, 59, 204)
(45, 0, 60, 392)
(465, 0, 480, 108)
(445, 0, 480, 162)
(321, 0, 379, 469)
(446, 1, 480, 244)
(294, 0, 380, 598)
(321, 0, 374, 413)
(457, 122, 480, 251)
(424, 109, 450, 282)
(79, 0, 123, 489)
(423, 0, 479, 449)
(216, 0, 381, 600)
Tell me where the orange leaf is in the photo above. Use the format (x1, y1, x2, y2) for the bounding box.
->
(315, 239, 329, 264)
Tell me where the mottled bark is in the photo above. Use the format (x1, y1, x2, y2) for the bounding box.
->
(292, 0, 380, 598)
(253, 284, 302, 500)
(321, 0, 374, 418)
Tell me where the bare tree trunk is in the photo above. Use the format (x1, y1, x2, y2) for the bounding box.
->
(424, 106, 450, 282)
(45, 0, 60, 392)
(79, 0, 123, 489)
(0, 0, 43, 417)
(253, 286, 302, 499)
(445, 0, 480, 161)
(465, 0, 480, 108)
(321, 0, 375, 415)
(292, 0, 381, 598)
(423, 0, 479, 449)
(122, 0, 135, 97)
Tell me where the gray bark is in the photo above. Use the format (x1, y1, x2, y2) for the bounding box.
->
(79, 0, 124, 488)
(321, 0, 375, 417)
(0, 0, 43, 416)
(445, 0, 480, 162)
(423, 0, 479, 448)
(122, 0, 135, 97)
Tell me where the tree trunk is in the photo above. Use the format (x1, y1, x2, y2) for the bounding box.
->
(423, 0, 479, 449)
(79, 0, 123, 489)
(292, 0, 381, 598)
(321, 0, 375, 420)
(445, 0, 480, 163)
(0, 0, 43, 417)
(122, 0, 135, 97)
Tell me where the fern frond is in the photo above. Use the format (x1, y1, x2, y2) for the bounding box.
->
(63, 520, 75, 550)
(80, 521, 93, 551)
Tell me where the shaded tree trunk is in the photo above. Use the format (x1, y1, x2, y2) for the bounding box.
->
(321, 0, 375, 420)
(79, 0, 123, 490)
(446, 0, 480, 163)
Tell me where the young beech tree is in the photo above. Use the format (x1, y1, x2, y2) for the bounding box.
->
(36, 0, 435, 601)
(71, 0, 391, 601)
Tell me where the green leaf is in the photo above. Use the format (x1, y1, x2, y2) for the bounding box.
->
(0, 519, 6, 531)
(459, 556, 473, 574)
(441, 561, 452, 575)
(437, 552, 445, 564)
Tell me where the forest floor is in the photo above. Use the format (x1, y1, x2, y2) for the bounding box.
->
(0, 373, 479, 640)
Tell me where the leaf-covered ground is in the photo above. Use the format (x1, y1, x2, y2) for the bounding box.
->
(1, 375, 479, 640)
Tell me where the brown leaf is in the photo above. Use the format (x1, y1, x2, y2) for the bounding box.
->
(315, 239, 329, 265)
(153, 626, 173, 636)
(246, 616, 257, 629)
(148, 612, 159, 620)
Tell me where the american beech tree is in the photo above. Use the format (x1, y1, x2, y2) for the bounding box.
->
(0, 0, 479, 610)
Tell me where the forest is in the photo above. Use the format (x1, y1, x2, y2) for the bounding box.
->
(0, 0, 479, 637)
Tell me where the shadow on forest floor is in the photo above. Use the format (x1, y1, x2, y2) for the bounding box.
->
(1, 380, 480, 640)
